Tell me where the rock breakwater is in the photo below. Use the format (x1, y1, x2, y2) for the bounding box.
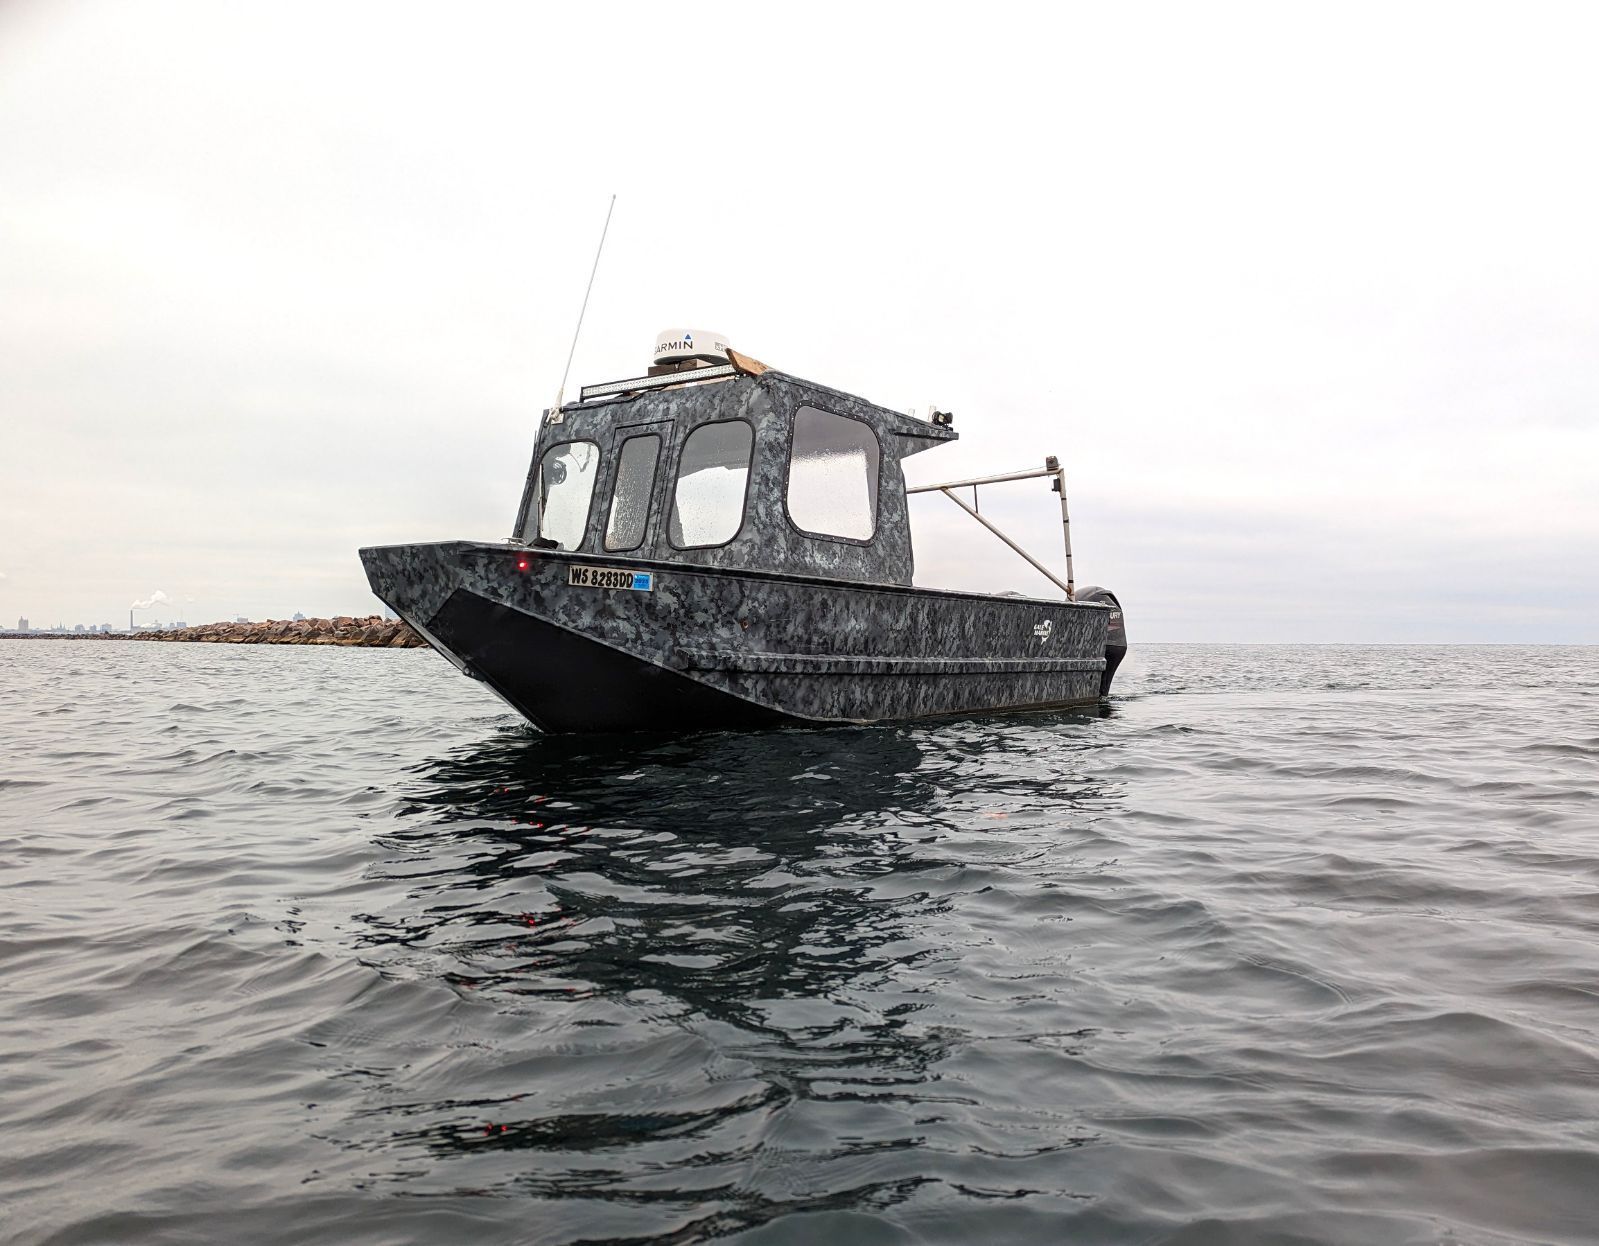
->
(131, 615, 425, 647)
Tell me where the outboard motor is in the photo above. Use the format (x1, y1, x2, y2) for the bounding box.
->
(1075, 586, 1127, 696)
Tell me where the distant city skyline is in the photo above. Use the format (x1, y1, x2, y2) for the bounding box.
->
(5, 611, 278, 634)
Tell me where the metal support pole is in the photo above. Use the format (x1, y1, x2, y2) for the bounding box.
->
(1056, 468, 1075, 600)
(938, 488, 1073, 598)
(908, 458, 1078, 600)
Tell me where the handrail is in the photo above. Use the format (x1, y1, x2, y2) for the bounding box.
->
(906, 465, 1059, 493)
(907, 459, 1075, 599)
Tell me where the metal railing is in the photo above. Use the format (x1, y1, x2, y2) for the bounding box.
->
(906, 457, 1075, 599)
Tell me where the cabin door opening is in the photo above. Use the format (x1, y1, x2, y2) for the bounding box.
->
(602, 422, 670, 555)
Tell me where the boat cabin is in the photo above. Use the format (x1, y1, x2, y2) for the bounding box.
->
(512, 333, 957, 587)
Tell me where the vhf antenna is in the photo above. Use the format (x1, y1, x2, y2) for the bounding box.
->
(548, 194, 616, 423)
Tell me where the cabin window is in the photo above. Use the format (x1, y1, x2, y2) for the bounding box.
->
(532, 440, 601, 551)
(604, 434, 661, 552)
(670, 420, 753, 548)
(786, 406, 880, 541)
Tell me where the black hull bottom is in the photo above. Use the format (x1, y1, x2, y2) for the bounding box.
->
(433, 593, 796, 733)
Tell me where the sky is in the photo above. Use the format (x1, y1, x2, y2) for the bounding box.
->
(2, 0, 1595, 641)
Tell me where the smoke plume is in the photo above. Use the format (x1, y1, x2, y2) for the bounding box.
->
(130, 590, 169, 610)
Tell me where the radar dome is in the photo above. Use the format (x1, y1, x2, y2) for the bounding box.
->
(653, 329, 731, 367)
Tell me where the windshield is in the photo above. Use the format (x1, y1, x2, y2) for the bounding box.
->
(529, 440, 601, 551)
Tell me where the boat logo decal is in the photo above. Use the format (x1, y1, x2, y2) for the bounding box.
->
(1033, 619, 1053, 640)
(568, 565, 654, 592)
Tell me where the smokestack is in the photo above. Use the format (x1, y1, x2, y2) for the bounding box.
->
(129, 609, 133, 632)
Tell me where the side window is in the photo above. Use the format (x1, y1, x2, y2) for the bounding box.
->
(530, 440, 600, 551)
(786, 406, 880, 540)
(670, 421, 753, 548)
(604, 434, 661, 552)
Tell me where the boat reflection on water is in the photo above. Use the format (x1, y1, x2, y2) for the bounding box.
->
(371, 715, 1116, 1011)
(368, 725, 975, 1011)
(343, 713, 1122, 1229)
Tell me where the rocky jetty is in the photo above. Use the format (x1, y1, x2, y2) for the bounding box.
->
(130, 615, 425, 647)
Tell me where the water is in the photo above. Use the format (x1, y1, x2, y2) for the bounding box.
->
(3, 640, 1597, 1245)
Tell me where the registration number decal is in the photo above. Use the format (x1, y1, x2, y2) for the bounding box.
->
(568, 565, 653, 592)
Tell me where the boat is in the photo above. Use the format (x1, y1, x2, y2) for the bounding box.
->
(360, 331, 1127, 733)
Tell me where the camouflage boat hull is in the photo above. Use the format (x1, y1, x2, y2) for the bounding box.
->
(361, 541, 1119, 734)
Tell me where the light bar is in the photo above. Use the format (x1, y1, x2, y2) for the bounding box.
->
(578, 363, 737, 402)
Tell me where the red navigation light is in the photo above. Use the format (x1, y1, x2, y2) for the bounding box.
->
(515, 557, 530, 572)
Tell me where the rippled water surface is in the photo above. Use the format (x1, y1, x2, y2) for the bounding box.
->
(3, 640, 1598, 1245)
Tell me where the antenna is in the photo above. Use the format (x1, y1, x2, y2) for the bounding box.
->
(549, 194, 616, 422)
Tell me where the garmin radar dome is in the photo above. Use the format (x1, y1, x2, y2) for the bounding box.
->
(653, 329, 731, 368)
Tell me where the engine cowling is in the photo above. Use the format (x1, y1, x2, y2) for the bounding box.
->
(1075, 586, 1127, 696)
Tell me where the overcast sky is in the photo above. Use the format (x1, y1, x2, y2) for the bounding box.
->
(3, 0, 1595, 641)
